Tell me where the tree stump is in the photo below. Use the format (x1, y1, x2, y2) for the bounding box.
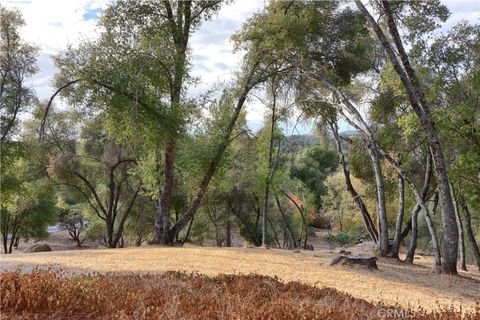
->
(330, 255, 378, 270)
(23, 243, 52, 253)
(304, 244, 314, 251)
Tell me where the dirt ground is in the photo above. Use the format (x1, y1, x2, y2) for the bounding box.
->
(1, 239, 479, 313)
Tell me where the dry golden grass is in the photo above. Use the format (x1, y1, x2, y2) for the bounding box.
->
(1, 245, 479, 313)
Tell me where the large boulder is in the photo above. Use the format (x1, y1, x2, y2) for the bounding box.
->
(330, 254, 378, 270)
(23, 243, 52, 253)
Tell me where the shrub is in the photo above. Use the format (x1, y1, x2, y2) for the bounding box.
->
(324, 231, 357, 245)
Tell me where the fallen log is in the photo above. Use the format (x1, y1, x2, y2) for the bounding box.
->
(330, 255, 378, 270)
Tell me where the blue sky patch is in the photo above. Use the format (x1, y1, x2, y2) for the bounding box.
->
(83, 7, 102, 21)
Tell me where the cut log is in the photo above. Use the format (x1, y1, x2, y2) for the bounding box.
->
(330, 255, 378, 270)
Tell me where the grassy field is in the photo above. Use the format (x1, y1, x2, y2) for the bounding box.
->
(1, 245, 479, 314)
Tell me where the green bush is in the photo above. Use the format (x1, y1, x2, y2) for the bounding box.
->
(324, 232, 356, 246)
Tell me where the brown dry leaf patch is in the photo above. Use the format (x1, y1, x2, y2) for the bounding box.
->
(1, 269, 479, 320)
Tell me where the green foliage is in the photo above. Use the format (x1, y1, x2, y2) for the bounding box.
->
(1, 157, 57, 247)
(291, 145, 338, 209)
(85, 219, 106, 244)
(324, 232, 357, 246)
(0, 5, 39, 140)
(234, 1, 374, 86)
(124, 196, 155, 246)
(388, 0, 450, 44)
(324, 171, 371, 235)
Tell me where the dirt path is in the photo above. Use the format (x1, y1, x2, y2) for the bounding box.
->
(1, 245, 479, 312)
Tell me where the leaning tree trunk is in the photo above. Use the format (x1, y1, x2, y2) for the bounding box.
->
(461, 201, 480, 271)
(356, 0, 458, 274)
(267, 215, 281, 248)
(276, 194, 298, 249)
(330, 122, 378, 243)
(169, 62, 263, 242)
(282, 191, 309, 249)
(390, 175, 405, 259)
(299, 70, 386, 249)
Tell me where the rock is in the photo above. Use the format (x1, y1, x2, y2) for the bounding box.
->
(339, 249, 351, 255)
(330, 255, 378, 270)
(23, 243, 52, 253)
(293, 250, 301, 253)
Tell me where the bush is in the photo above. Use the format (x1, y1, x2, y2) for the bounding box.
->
(324, 231, 357, 246)
(85, 220, 106, 244)
(1, 269, 477, 320)
(308, 215, 330, 229)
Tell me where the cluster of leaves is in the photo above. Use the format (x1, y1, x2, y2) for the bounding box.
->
(2, 269, 478, 320)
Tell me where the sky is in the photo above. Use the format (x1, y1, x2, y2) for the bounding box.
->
(4, 0, 480, 134)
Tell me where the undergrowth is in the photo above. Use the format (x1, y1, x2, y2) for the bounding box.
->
(1, 269, 478, 319)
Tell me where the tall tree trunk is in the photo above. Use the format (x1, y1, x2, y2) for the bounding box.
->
(2, 215, 9, 254)
(356, 0, 458, 274)
(155, 139, 175, 245)
(406, 190, 437, 262)
(8, 234, 16, 254)
(153, 1, 190, 245)
(461, 201, 480, 271)
(13, 236, 20, 249)
(399, 217, 411, 245)
(2, 235, 8, 254)
(330, 122, 378, 243)
(262, 79, 277, 247)
(451, 187, 467, 271)
(366, 144, 389, 256)
(391, 175, 405, 258)
(225, 211, 232, 247)
(262, 183, 270, 247)
(405, 204, 420, 263)
(378, 149, 441, 271)
(106, 218, 115, 248)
